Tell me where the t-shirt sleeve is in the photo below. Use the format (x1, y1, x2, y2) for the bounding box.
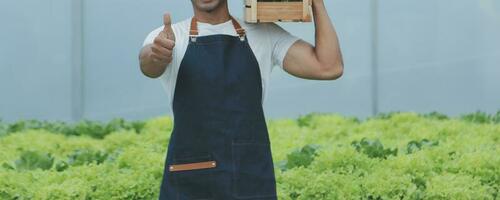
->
(266, 23, 300, 70)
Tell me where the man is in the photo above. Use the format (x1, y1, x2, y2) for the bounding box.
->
(139, 0, 343, 199)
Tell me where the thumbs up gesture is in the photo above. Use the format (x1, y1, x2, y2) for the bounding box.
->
(151, 13, 176, 64)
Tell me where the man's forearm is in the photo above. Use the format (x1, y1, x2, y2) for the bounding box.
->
(312, 0, 344, 71)
(139, 44, 168, 79)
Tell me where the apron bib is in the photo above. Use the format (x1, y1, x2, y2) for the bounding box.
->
(158, 16, 277, 200)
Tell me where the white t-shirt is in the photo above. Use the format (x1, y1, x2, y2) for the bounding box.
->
(142, 17, 300, 110)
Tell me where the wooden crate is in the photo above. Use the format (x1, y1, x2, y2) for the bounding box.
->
(245, 0, 312, 23)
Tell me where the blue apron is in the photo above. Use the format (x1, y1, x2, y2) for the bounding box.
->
(158, 16, 278, 200)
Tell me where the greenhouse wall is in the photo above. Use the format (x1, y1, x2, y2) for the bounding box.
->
(1, 0, 499, 122)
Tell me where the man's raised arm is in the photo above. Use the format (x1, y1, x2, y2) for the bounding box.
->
(283, 0, 344, 80)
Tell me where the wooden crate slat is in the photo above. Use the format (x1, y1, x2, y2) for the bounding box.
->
(257, 2, 303, 22)
(245, 0, 258, 23)
(303, 0, 312, 22)
(244, 0, 312, 23)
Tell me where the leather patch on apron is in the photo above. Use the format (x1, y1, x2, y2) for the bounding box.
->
(169, 161, 217, 172)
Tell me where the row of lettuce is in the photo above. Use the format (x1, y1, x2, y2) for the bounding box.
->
(0, 111, 499, 199)
(1, 111, 499, 139)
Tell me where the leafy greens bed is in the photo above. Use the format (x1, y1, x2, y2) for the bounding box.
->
(0, 111, 499, 199)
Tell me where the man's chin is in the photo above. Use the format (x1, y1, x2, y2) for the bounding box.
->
(199, 5, 219, 12)
(194, 0, 221, 12)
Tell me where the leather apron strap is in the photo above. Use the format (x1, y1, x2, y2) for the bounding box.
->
(189, 15, 246, 42)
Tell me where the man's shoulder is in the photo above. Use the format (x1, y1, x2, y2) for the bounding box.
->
(236, 17, 268, 33)
(237, 18, 287, 37)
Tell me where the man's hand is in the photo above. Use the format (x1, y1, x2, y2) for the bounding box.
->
(151, 13, 176, 64)
(139, 13, 176, 78)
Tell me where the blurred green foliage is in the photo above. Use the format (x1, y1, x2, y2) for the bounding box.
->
(0, 110, 498, 199)
(0, 118, 145, 139)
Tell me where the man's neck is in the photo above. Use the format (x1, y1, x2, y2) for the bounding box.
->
(193, 3, 231, 25)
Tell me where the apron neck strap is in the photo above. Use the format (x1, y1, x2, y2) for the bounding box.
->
(189, 15, 246, 42)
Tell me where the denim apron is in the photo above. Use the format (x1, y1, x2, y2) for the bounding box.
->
(158, 16, 278, 200)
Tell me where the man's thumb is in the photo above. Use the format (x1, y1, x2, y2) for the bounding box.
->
(163, 13, 174, 40)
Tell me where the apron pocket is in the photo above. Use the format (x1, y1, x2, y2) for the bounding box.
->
(171, 154, 216, 199)
(232, 142, 277, 198)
